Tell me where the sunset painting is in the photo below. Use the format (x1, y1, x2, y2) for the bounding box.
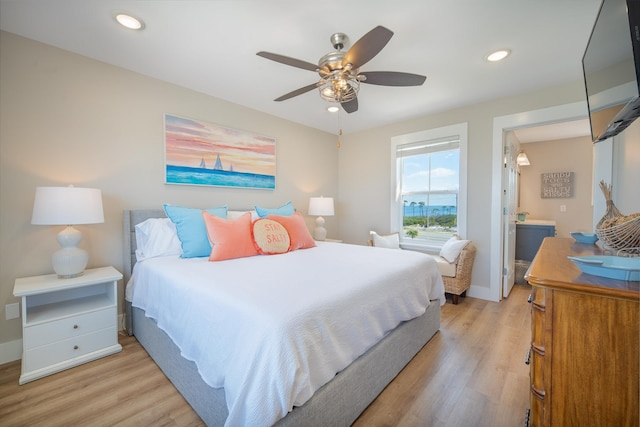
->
(164, 114, 276, 189)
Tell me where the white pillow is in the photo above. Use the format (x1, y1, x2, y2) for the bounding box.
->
(228, 210, 259, 221)
(135, 217, 182, 261)
(439, 235, 471, 263)
(370, 231, 400, 249)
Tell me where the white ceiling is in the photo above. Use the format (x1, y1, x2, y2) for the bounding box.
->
(513, 119, 592, 143)
(0, 0, 602, 136)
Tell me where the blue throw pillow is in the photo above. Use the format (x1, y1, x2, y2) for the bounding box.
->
(163, 204, 228, 258)
(254, 201, 295, 218)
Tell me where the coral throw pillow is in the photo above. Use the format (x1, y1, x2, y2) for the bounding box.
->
(252, 219, 291, 255)
(268, 212, 316, 251)
(202, 211, 259, 261)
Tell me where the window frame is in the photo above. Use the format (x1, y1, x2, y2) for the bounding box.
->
(390, 123, 468, 252)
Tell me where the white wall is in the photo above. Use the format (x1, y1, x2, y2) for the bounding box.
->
(612, 121, 640, 215)
(0, 32, 338, 347)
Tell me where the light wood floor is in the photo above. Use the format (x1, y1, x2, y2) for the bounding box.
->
(0, 284, 532, 427)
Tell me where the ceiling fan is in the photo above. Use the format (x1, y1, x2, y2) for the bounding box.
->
(257, 26, 426, 113)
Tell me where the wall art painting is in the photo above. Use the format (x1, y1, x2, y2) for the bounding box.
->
(541, 171, 574, 198)
(164, 114, 276, 189)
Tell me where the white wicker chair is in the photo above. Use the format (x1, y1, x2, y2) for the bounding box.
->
(442, 243, 476, 304)
(368, 232, 476, 305)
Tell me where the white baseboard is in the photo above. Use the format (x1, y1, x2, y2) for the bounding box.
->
(467, 284, 500, 302)
(0, 339, 22, 364)
(1, 314, 126, 366)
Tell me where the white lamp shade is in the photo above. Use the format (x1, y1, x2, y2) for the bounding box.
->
(32, 186, 104, 225)
(516, 152, 530, 166)
(308, 197, 335, 216)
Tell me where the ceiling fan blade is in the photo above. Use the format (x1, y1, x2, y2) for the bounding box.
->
(274, 83, 319, 102)
(257, 51, 318, 72)
(342, 26, 393, 69)
(341, 98, 358, 113)
(359, 71, 426, 86)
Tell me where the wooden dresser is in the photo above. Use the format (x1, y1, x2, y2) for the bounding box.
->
(525, 237, 639, 427)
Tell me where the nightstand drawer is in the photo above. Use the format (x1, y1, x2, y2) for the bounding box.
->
(23, 307, 116, 350)
(24, 326, 117, 372)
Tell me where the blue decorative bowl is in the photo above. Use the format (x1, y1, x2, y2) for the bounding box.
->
(570, 232, 599, 244)
(568, 256, 640, 281)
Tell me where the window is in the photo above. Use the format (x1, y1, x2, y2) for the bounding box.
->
(390, 123, 468, 251)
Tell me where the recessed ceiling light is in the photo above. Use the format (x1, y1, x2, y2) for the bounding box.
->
(327, 106, 339, 113)
(115, 13, 145, 30)
(485, 49, 511, 62)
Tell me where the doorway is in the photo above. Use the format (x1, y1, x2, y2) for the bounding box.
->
(489, 101, 589, 302)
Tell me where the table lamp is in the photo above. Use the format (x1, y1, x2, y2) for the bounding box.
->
(31, 186, 104, 278)
(308, 196, 334, 241)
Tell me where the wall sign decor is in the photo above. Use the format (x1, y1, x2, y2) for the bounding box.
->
(541, 172, 574, 198)
(164, 114, 276, 189)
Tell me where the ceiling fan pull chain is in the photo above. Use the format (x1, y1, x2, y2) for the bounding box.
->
(337, 111, 342, 148)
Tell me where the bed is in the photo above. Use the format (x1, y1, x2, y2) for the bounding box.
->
(123, 209, 444, 426)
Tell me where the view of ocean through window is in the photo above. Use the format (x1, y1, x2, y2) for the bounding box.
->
(400, 143, 460, 244)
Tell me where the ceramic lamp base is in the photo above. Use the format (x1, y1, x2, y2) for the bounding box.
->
(313, 216, 327, 241)
(52, 226, 88, 278)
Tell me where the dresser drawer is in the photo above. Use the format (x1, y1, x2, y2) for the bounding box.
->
(531, 304, 545, 350)
(24, 326, 117, 372)
(23, 307, 116, 350)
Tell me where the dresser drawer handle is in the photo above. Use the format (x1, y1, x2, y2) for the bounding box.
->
(525, 348, 531, 365)
(532, 302, 545, 312)
(531, 344, 545, 356)
(531, 385, 545, 400)
(73, 345, 79, 350)
(73, 324, 79, 329)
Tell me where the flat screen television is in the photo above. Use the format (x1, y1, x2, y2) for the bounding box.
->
(582, 0, 640, 142)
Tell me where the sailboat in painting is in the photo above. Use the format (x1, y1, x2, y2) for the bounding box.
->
(197, 154, 233, 172)
(213, 154, 223, 171)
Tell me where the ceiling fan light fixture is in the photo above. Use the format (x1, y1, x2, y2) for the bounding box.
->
(319, 73, 359, 103)
(327, 106, 340, 113)
(115, 13, 145, 30)
(258, 26, 426, 114)
(485, 49, 511, 62)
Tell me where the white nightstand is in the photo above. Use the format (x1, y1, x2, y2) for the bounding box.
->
(13, 266, 123, 384)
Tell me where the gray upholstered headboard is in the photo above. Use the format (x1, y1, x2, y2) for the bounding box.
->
(123, 209, 166, 284)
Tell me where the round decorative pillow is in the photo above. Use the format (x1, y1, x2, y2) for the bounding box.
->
(252, 218, 291, 255)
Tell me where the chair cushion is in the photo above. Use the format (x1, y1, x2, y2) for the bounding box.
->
(429, 254, 457, 277)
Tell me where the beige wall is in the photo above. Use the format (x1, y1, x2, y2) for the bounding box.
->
(338, 97, 639, 300)
(518, 136, 594, 237)
(0, 32, 338, 346)
(337, 83, 590, 294)
(2, 30, 639, 352)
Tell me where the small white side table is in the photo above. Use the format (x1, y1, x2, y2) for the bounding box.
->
(13, 266, 123, 384)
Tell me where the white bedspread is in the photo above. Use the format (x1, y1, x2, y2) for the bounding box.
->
(128, 242, 444, 427)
